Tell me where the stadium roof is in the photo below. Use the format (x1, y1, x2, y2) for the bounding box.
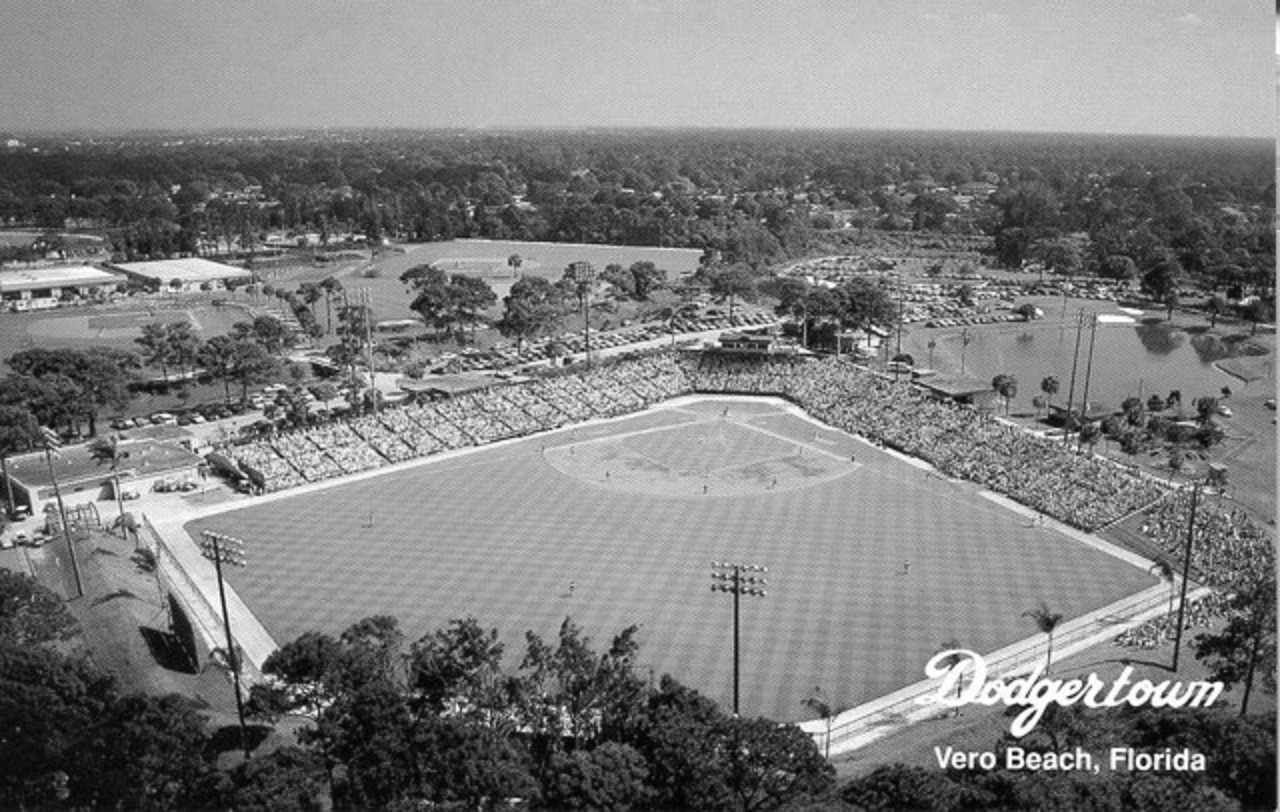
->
(0, 265, 121, 293)
(5, 438, 203, 492)
(108, 257, 251, 284)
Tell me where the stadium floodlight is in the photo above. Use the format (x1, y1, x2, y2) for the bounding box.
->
(710, 560, 769, 716)
(200, 530, 251, 761)
(38, 426, 84, 599)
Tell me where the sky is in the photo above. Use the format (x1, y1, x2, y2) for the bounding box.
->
(0, 0, 1272, 137)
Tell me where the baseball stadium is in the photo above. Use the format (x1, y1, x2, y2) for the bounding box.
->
(141, 350, 1208, 747)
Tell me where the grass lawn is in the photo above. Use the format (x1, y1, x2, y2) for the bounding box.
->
(185, 397, 1155, 722)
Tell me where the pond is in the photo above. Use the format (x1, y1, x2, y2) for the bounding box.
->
(911, 318, 1274, 413)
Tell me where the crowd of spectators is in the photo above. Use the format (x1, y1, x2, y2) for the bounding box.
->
(227, 352, 691, 492)
(1139, 490, 1274, 592)
(1113, 591, 1229, 650)
(679, 354, 1165, 531)
(227, 350, 1170, 534)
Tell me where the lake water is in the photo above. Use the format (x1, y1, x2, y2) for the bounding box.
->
(913, 320, 1274, 412)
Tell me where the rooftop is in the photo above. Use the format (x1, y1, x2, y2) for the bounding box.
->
(0, 265, 121, 293)
(109, 257, 252, 283)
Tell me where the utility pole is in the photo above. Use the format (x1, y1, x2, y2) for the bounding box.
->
(355, 287, 378, 415)
(1076, 313, 1100, 453)
(710, 561, 768, 716)
(199, 530, 251, 760)
(40, 427, 83, 599)
(567, 261, 597, 369)
(1171, 484, 1202, 672)
(1061, 309, 1086, 446)
(959, 328, 971, 376)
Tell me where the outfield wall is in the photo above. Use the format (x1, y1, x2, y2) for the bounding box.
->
(796, 583, 1210, 757)
(138, 514, 270, 687)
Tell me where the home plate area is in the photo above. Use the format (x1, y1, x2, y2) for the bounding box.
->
(544, 410, 855, 497)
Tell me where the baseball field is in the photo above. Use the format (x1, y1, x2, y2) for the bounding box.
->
(186, 396, 1155, 722)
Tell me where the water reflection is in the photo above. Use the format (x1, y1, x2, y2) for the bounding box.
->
(1134, 321, 1186, 357)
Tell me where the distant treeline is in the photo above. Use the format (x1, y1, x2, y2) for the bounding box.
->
(0, 129, 1272, 297)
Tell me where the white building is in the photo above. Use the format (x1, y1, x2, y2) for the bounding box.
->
(107, 257, 252, 292)
(0, 265, 123, 310)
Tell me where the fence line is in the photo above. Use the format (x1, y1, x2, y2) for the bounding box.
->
(137, 514, 264, 686)
(797, 583, 1207, 757)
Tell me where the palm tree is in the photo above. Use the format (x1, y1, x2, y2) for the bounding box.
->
(801, 686, 838, 759)
(507, 253, 523, 278)
(319, 277, 342, 335)
(1040, 375, 1060, 414)
(992, 373, 1018, 416)
(1022, 602, 1063, 674)
(1149, 556, 1178, 621)
(89, 433, 128, 531)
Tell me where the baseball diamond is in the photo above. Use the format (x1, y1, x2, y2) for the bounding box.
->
(185, 395, 1155, 723)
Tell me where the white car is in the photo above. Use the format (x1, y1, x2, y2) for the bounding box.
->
(1216, 405, 1232, 418)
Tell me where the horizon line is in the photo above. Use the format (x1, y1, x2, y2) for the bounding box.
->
(0, 124, 1270, 143)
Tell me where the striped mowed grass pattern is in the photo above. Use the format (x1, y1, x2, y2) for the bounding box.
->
(186, 399, 1155, 722)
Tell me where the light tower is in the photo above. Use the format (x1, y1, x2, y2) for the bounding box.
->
(710, 561, 768, 716)
(199, 530, 251, 760)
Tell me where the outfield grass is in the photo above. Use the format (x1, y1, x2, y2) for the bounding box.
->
(185, 397, 1155, 722)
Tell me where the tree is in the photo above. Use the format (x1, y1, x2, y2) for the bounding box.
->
(1149, 556, 1178, 619)
(507, 253, 522, 277)
(517, 618, 645, 764)
(408, 616, 507, 719)
(1142, 249, 1185, 320)
(543, 742, 652, 811)
(298, 282, 323, 322)
(229, 340, 278, 401)
(136, 322, 173, 380)
(1030, 237, 1083, 283)
(88, 433, 130, 527)
(402, 264, 456, 339)
(842, 763, 959, 811)
(1195, 573, 1276, 716)
(497, 276, 561, 354)
(0, 404, 41, 519)
(992, 373, 1018, 415)
(0, 570, 78, 647)
(560, 261, 599, 361)
(318, 276, 343, 335)
(1040, 375, 1060, 414)
(801, 686, 840, 759)
(449, 273, 497, 341)
(165, 321, 202, 384)
(721, 715, 835, 812)
(628, 261, 665, 300)
(233, 315, 292, 357)
(1023, 602, 1063, 674)
(707, 264, 756, 324)
(71, 693, 211, 810)
(0, 642, 118, 809)
(1078, 421, 1101, 453)
(197, 335, 239, 403)
(221, 746, 328, 812)
(836, 276, 895, 331)
(7, 348, 138, 438)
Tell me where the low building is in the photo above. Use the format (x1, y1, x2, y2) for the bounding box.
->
(2, 438, 203, 516)
(0, 265, 123, 310)
(106, 257, 252, 292)
(917, 375, 998, 409)
(714, 331, 784, 355)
